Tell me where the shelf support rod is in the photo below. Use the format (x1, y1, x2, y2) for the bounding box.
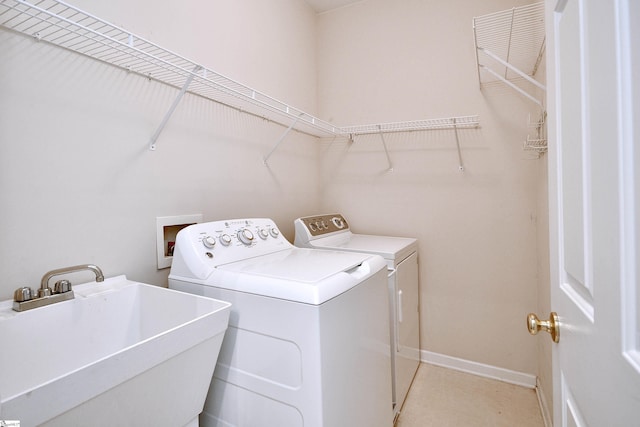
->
(480, 65, 544, 107)
(478, 47, 546, 91)
(472, 22, 482, 90)
(377, 126, 393, 172)
(504, 7, 516, 79)
(149, 65, 201, 150)
(453, 118, 465, 172)
(263, 113, 304, 165)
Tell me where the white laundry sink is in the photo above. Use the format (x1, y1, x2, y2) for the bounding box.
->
(0, 275, 231, 427)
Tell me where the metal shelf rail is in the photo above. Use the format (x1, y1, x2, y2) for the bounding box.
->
(473, 2, 546, 107)
(341, 115, 480, 136)
(1, 0, 481, 163)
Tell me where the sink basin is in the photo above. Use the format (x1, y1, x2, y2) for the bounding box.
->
(0, 275, 231, 427)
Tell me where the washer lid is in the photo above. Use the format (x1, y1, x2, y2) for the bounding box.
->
(218, 247, 368, 282)
(307, 233, 418, 262)
(207, 247, 387, 304)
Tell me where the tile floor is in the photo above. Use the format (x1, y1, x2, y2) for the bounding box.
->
(396, 363, 545, 427)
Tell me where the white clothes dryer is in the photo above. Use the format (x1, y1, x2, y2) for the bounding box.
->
(294, 214, 420, 422)
(169, 218, 393, 427)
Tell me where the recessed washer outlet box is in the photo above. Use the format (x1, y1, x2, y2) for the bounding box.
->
(156, 214, 203, 269)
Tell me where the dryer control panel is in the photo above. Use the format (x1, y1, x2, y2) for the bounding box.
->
(294, 214, 350, 238)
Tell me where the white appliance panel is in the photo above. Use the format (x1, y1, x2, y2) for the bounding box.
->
(170, 267, 392, 427)
(315, 233, 417, 263)
(170, 218, 384, 304)
(218, 247, 367, 282)
(294, 214, 421, 420)
(169, 218, 393, 427)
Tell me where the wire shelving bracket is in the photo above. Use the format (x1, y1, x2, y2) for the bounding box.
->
(377, 126, 394, 172)
(149, 65, 201, 151)
(452, 118, 465, 172)
(263, 113, 304, 165)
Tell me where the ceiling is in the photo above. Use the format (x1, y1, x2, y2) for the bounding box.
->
(304, 0, 362, 13)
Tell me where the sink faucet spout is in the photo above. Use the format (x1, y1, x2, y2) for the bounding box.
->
(40, 264, 105, 291)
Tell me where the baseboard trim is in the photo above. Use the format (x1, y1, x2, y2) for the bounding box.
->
(420, 350, 537, 389)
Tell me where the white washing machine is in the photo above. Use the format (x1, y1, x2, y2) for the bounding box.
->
(294, 214, 420, 422)
(168, 218, 393, 427)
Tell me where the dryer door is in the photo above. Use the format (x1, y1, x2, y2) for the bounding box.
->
(395, 251, 420, 411)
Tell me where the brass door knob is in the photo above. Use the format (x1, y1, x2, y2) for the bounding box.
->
(527, 312, 560, 343)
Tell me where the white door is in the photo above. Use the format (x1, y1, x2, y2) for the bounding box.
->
(546, 0, 640, 425)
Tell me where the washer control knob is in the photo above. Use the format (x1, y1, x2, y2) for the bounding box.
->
(238, 229, 255, 245)
(258, 228, 269, 240)
(269, 227, 280, 238)
(331, 217, 345, 229)
(219, 234, 232, 246)
(202, 235, 216, 249)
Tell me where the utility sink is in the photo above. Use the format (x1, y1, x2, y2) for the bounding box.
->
(0, 275, 231, 427)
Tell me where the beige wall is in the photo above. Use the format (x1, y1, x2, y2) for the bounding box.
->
(1, 0, 551, 390)
(315, 0, 545, 376)
(0, 0, 321, 298)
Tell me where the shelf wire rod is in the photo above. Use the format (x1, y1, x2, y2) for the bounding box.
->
(532, 36, 546, 76)
(480, 65, 544, 107)
(263, 113, 305, 165)
(149, 65, 201, 151)
(478, 47, 546, 90)
(473, 20, 482, 90)
(453, 118, 465, 172)
(504, 7, 516, 80)
(377, 125, 393, 172)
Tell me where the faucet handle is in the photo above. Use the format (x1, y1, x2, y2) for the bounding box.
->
(37, 287, 52, 298)
(54, 279, 72, 294)
(14, 287, 33, 302)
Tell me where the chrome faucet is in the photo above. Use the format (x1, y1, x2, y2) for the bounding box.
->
(40, 264, 104, 294)
(13, 264, 105, 312)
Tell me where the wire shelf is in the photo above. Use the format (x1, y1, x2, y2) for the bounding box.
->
(0, 0, 340, 137)
(524, 111, 547, 153)
(473, 2, 546, 107)
(523, 137, 547, 152)
(341, 115, 480, 136)
(1, 0, 482, 150)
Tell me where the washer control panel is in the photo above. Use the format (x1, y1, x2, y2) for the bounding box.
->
(295, 214, 350, 238)
(173, 218, 290, 268)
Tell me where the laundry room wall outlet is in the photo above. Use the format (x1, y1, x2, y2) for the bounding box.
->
(156, 214, 203, 269)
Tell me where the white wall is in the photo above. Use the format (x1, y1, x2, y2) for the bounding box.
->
(0, 0, 320, 299)
(316, 0, 544, 376)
